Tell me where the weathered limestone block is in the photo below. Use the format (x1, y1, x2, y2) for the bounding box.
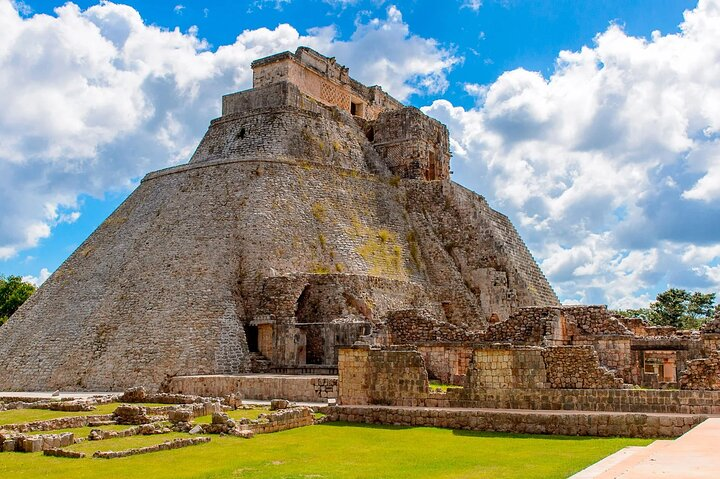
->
(270, 399, 290, 410)
(44, 448, 85, 458)
(168, 408, 193, 424)
(113, 405, 151, 425)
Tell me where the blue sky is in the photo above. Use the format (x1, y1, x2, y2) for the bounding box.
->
(1, 0, 718, 308)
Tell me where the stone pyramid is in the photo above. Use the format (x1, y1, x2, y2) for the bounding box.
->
(0, 47, 558, 391)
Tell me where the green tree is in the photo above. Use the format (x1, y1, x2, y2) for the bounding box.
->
(613, 308, 654, 322)
(615, 288, 717, 329)
(0, 275, 37, 326)
(651, 288, 691, 328)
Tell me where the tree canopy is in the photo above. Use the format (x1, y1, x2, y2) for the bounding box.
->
(0, 275, 36, 326)
(614, 288, 718, 329)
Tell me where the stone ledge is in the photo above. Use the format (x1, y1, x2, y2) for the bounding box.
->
(325, 405, 709, 438)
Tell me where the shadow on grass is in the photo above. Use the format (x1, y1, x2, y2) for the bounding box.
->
(317, 421, 640, 441)
(316, 421, 414, 431)
(450, 429, 608, 441)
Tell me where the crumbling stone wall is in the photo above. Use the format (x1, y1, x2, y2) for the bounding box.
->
(679, 351, 720, 390)
(542, 346, 625, 389)
(417, 345, 473, 385)
(562, 306, 632, 336)
(482, 308, 552, 344)
(372, 107, 450, 181)
(386, 309, 475, 344)
(335, 346, 720, 413)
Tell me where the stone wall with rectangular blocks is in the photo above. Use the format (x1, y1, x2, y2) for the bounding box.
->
(337, 346, 720, 413)
(325, 405, 706, 438)
(338, 346, 429, 406)
(166, 374, 337, 402)
(467, 348, 548, 389)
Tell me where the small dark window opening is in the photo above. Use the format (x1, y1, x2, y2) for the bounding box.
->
(365, 127, 374, 142)
(239, 127, 246, 139)
(244, 324, 259, 353)
(351, 101, 365, 117)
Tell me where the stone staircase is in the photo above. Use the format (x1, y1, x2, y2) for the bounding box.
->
(249, 353, 272, 373)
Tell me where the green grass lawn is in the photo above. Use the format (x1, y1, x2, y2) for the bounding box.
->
(0, 422, 652, 479)
(0, 403, 170, 426)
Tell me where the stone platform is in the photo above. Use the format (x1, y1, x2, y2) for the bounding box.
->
(324, 404, 713, 438)
(166, 374, 338, 402)
(570, 417, 720, 478)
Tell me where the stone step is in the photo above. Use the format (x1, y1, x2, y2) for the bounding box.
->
(249, 353, 272, 373)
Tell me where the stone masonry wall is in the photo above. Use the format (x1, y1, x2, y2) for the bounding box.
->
(338, 346, 429, 405)
(386, 309, 475, 344)
(403, 181, 559, 325)
(326, 405, 706, 438)
(542, 346, 625, 389)
(417, 345, 473, 385)
(680, 351, 720, 390)
(166, 375, 337, 402)
(465, 348, 547, 390)
(337, 346, 720, 413)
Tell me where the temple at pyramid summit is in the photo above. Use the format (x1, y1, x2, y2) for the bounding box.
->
(2, 48, 720, 401)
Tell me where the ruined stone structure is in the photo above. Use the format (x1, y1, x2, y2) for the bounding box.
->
(0, 47, 558, 391)
(3, 47, 716, 398)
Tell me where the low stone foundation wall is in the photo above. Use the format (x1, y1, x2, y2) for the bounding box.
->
(44, 448, 85, 458)
(92, 437, 211, 459)
(166, 374, 337, 402)
(0, 414, 114, 433)
(193, 407, 314, 436)
(326, 405, 706, 438)
(250, 407, 314, 434)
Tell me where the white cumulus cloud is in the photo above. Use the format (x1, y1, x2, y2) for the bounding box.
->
(22, 267, 51, 286)
(0, 1, 457, 260)
(424, 0, 720, 307)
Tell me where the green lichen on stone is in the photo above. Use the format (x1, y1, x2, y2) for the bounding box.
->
(311, 202, 327, 222)
(312, 264, 331, 274)
(349, 219, 407, 279)
(406, 230, 424, 272)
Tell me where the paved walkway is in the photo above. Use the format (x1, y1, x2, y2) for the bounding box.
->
(570, 418, 720, 478)
(0, 391, 118, 400)
(0, 391, 328, 407)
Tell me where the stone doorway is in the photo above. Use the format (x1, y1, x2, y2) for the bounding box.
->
(305, 325, 325, 365)
(244, 324, 259, 353)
